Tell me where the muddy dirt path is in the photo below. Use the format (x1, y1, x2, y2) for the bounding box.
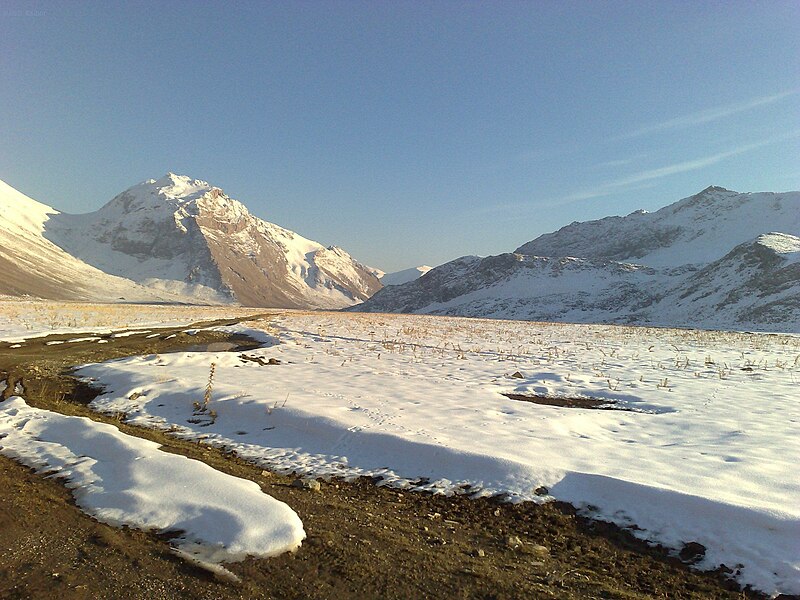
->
(0, 317, 763, 599)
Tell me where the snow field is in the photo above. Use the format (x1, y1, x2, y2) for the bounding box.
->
(75, 312, 800, 596)
(0, 299, 273, 343)
(0, 398, 305, 574)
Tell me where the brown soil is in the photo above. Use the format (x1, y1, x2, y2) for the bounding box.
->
(0, 316, 764, 599)
(502, 393, 617, 410)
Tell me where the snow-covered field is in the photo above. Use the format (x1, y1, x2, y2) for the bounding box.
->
(65, 311, 800, 596)
(0, 298, 269, 343)
(1, 302, 798, 595)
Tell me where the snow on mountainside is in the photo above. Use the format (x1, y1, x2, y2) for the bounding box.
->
(0, 179, 190, 303)
(42, 174, 381, 308)
(380, 265, 433, 286)
(650, 232, 800, 328)
(352, 254, 663, 323)
(353, 188, 800, 332)
(515, 186, 800, 267)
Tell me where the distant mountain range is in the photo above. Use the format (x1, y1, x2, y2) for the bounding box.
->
(3, 177, 797, 331)
(352, 187, 800, 332)
(0, 174, 381, 308)
(380, 265, 433, 286)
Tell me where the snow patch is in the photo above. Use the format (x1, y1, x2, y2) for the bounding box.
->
(0, 397, 305, 565)
(757, 232, 800, 260)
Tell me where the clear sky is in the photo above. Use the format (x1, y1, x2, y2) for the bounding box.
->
(1, 1, 798, 272)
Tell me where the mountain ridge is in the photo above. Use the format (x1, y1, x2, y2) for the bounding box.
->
(352, 188, 800, 332)
(0, 179, 195, 303)
(515, 186, 799, 267)
(1, 174, 382, 308)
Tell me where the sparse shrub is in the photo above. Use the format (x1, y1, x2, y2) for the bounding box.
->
(203, 362, 216, 411)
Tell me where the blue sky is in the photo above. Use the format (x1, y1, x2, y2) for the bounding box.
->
(1, 1, 798, 272)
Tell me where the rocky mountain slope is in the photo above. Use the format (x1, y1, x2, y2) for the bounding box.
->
(515, 186, 799, 267)
(352, 187, 800, 332)
(0, 179, 187, 303)
(648, 232, 800, 329)
(2, 174, 381, 308)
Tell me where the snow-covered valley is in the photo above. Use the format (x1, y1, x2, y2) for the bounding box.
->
(3, 175, 798, 333)
(5, 308, 788, 596)
(0, 178, 798, 596)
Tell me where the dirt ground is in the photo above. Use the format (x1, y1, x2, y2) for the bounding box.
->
(0, 317, 766, 599)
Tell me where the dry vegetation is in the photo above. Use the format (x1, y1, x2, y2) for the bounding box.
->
(0, 303, 786, 599)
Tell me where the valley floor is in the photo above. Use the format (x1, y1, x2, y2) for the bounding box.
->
(0, 303, 796, 598)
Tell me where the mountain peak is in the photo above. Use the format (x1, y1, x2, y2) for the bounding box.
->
(35, 174, 382, 309)
(153, 172, 203, 186)
(147, 174, 232, 207)
(380, 265, 434, 286)
(104, 174, 238, 218)
(143, 173, 213, 202)
(699, 185, 733, 194)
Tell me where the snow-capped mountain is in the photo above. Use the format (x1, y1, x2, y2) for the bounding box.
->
(352, 187, 800, 332)
(0, 179, 188, 303)
(380, 265, 433, 286)
(2, 174, 381, 308)
(515, 186, 799, 266)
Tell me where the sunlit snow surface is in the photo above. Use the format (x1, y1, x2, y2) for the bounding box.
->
(0, 299, 268, 343)
(0, 398, 305, 570)
(72, 312, 800, 596)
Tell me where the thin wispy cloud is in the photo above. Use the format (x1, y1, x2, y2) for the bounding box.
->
(615, 89, 799, 141)
(471, 129, 800, 216)
(557, 129, 800, 205)
(595, 158, 637, 168)
(594, 153, 649, 169)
